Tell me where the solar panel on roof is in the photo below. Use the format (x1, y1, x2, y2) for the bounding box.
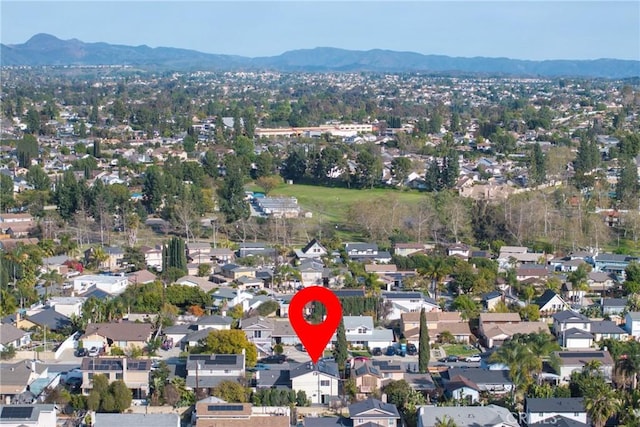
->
(1, 406, 34, 419)
(207, 404, 244, 411)
(560, 352, 603, 358)
(208, 355, 237, 364)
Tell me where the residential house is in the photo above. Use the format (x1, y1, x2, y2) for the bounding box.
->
(382, 292, 438, 320)
(446, 243, 470, 260)
(443, 368, 514, 395)
(211, 288, 254, 311)
(625, 312, 640, 339)
(174, 275, 217, 292)
(351, 362, 382, 397)
(73, 274, 128, 296)
(187, 242, 213, 263)
(479, 313, 530, 347)
(587, 271, 617, 293)
(81, 322, 154, 353)
(210, 248, 235, 265)
(186, 354, 246, 390)
(127, 269, 157, 285)
(525, 398, 587, 426)
(594, 253, 637, 280)
(553, 350, 614, 384)
(331, 316, 394, 350)
(0, 404, 57, 427)
(601, 298, 628, 316)
(498, 246, 545, 269)
(417, 405, 519, 427)
(590, 320, 628, 342)
(290, 361, 339, 404)
(196, 315, 233, 331)
(18, 307, 71, 332)
(221, 264, 257, 281)
(94, 413, 180, 427)
(296, 260, 325, 287)
(393, 243, 431, 257)
(0, 361, 48, 404)
(480, 320, 549, 349)
(552, 311, 591, 334)
(191, 398, 290, 427)
(444, 375, 481, 404)
(46, 297, 85, 318)
(482, 291, 504, 311)
(348, 398, 400, 427)
(237, 242, 275, 259)
(84, 246, 125, 271)
(516, 265, 550, 282)
(80, 357, 152, 398)
(295, 239, 328, 260)
(371, 360, 405, 382)
(141, 246, 163, 271)
(562, 329, 594, 349)
(0, 323, 31, 351)
(401, 311, 472, 345)
(344, 243, 392, 263)
(536, 290, 570, 315)
(240, 316, 274, 356)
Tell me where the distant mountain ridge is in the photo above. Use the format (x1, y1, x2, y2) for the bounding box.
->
(2, 33, 639, 78)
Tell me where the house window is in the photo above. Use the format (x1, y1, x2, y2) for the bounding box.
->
(88, 373, 94, 380)
(320, 380, 330, 387)
(357, 328, 366, 334)
(116, 373, 123, 380)
(254, 331, 262, 338)
(574, 413, 580, 417)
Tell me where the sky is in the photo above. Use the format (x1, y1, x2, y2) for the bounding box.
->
(1, 1, 639, 61)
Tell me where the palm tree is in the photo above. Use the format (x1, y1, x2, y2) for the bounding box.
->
(89, 246, 109, 270)
(616, 341, 640, 390)
(434, 416, 458, 427)
(419, 256, 450, 301)
(585, 384, 621, 427)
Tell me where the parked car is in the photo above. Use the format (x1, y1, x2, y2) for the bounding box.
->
(445, 355, 459, 362)
(385, 346, 397, 356)
(251, 363, 270, 371)
(88, 347, 100, 357)
(465, 355, 482, 362)
(75, 348, 87, 357)
(372, 347, 382, 356)
(406, 344, 417, 356)
(260, 354, 286, 364)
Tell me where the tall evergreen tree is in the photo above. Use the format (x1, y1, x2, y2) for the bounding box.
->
(218, 156, 249, 223)
(418, 308, 430, 373)
(616, 160, 639, 209)
(529, 143, 546, 186)
(334, 319, 348, 373)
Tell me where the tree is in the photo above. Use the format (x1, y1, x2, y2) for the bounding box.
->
(529, 143, 546, 186)
(218, 156, 249, 223)
(142, 166, 165, 214)
(197, 329, 258, 367)
(434, 416, 458, 427)
(256, 175, 282, 195)
(452, 296, 479, 321)
(163, 237, 187, 275)
(616, 159, 639, 209)
(584, 383, 621, 427)
(334, 319, 348, 372)
(17, 134, 38, 168)
(281, 148, 307, 182)
(391, 157, 412, 185)
(418, 308, 430, 373)
(355, 148, 382, 189)
(0, 174, 14, 210)
(25, 108, 40, 134)
(211, 380, 250, 403)
(109, 380, 133, 412)
(26, 165, 51, 191)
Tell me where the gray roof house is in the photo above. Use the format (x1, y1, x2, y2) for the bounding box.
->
(348, 398, 400, 427)
(186, 354, 245, 389)
(443, 368, 513, 394)
(94, 413, 180, 427)
(417, 405, 519, 427)
(525, 397, 587, 427)
(0, 322, 31, 350)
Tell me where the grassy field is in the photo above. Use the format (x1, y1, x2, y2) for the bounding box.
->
(260, 183, 426, 225)
(440, 343, 480, 358)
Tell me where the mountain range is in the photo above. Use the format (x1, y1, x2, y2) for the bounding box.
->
(2, 33, 639, 78)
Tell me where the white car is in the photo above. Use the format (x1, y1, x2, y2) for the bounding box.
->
(465, 355, 482, 362)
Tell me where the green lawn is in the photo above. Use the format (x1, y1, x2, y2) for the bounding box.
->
(253, 183, 426, 226)
(441, 343, 480, 358)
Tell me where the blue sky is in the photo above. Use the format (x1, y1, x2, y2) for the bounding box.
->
(1, 1, 639, 61)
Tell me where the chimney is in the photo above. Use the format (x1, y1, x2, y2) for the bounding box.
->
(380, 393, 387, 403)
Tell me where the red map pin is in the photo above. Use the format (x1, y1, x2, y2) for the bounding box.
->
(289, 286, 342, 364)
